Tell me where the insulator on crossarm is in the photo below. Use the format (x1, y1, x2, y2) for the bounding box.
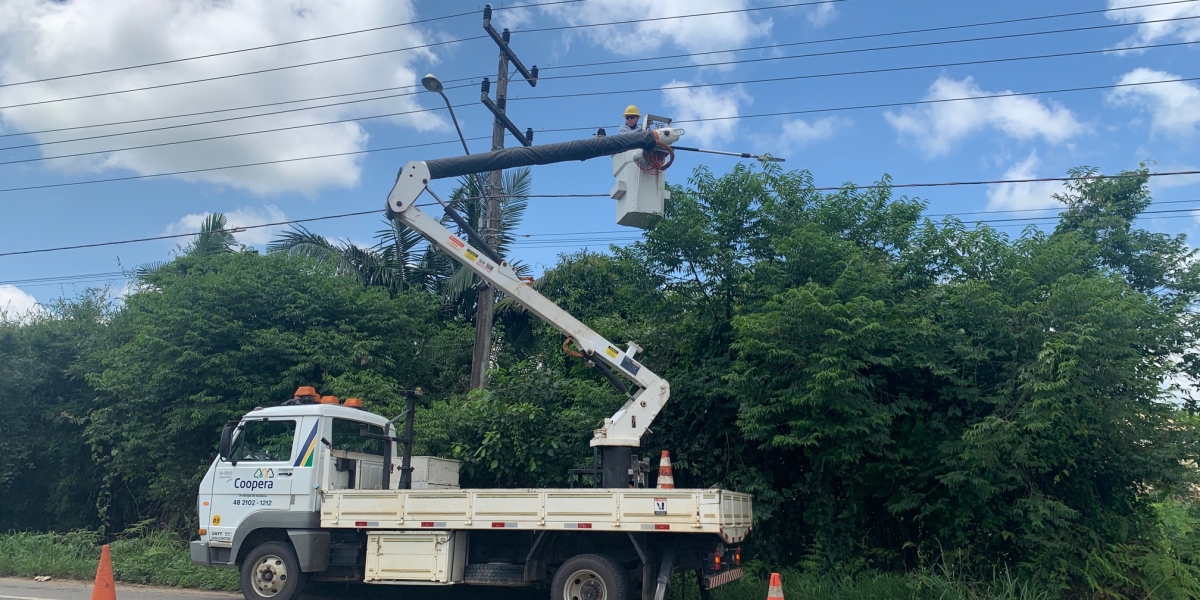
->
(502, 28, 511, 43)
(483, 4, 492, 21)
(595, 128, 607, 138)
(530, 65, 539, 82)
(497, 96, 506, 110)
(481, 77, 490, 94)
(526, 128, 534, 143)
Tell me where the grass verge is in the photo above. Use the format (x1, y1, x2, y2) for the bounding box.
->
(710, 566, 1050, 600)
(0, 530, 237, 591)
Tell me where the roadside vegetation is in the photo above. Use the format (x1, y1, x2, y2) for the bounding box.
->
(2, 164, 1199, 598)
(0, 529, 237, 591)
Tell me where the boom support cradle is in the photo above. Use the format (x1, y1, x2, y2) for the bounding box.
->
(385, 129, 683, 449)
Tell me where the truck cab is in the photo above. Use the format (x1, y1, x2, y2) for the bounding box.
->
(191, 396, 460, 595)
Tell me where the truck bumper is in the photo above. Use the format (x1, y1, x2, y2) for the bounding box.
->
(189, 541, 210, 567)
(703, 567, 744, 590)
(190, 541, 234, 568)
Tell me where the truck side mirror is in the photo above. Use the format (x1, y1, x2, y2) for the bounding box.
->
(219, 424, 236, 465)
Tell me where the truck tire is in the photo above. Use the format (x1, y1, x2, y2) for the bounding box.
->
(465, 562, 528, 586)
(552, 554, 629, 600)
(240, 541, 307, 600)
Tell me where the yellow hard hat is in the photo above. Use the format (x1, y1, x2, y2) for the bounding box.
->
(624, 104, 640, 117)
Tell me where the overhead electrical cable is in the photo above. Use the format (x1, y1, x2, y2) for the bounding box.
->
(0, 37, 486, 112)
(507, 39, 1200, 104)
(534, 0, 1200, 73)
(2, 40, 1194, 166)
(0, 0, 584, 89)
(533, 15, 1200, 84)
(7, 16, 1199, 155)
(1, 74, 1198, 191)
(6, 199, 1200, 259)
(0, 0, 837, 111)
(3, 0, 1191, 142)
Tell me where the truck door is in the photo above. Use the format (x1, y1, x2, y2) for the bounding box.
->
(207, 417, 298, 546)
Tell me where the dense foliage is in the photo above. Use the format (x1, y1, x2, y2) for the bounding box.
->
(2, 164, 1198, 597)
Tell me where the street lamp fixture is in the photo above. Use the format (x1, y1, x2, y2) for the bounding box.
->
(421, 73, 468, 156)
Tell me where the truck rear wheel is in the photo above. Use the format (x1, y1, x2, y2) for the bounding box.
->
(552, 554, 629, 600)
(240, 541, 306, 600)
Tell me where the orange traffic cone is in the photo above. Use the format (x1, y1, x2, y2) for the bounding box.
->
(656, 450, 675, 489)
(766, 572, 784, 600)
(91, 544, 116, 600)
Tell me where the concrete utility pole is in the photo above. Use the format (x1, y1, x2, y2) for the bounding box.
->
(470, 5, 538, 390)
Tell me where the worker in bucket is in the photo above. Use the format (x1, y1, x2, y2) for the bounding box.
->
(618, 105, 641, 133)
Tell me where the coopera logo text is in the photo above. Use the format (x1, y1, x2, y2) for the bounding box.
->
(233, 478, 274, 490)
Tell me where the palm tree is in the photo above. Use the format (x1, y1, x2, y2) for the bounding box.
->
(267, 220, 441, 296)
(134, 212, 241, 281)
(440, 168, 533, 309)
(267, 166, 533, 302)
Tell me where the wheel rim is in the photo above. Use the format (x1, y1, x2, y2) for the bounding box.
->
(563, 568, 607, 600)
(251, 554, 289, 598)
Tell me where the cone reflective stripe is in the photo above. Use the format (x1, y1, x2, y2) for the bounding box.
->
(91, 544, 116, 600)
(766, 572, 784, 600)
(657, 450, 675, 489)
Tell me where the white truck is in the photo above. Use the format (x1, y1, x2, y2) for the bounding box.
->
(191, 127, 754, 600)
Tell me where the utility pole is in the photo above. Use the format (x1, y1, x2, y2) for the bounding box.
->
(470, 5, 538, 390)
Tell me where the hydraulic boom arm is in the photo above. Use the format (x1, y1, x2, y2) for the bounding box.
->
(384, 128, 683, 449)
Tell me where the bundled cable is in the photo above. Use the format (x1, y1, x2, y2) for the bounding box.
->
(634, 143, 675, 175)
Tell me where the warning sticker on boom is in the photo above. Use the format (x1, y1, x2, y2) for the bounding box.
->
(605, 347, 619, 359)
(448, 236, 465, 250)
(621, 356, 641, 375)
(464, 249, 479, 262)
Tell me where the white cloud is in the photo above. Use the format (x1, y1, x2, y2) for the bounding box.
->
(806, 3, 839, 27)
(661, 82, 750, 147)
(985, 151, 1065, 212)
(1108, 68, 1200, 138)
(539, 0, 772, 64)
(164, 205, 288, 248)
(1106, 0, 1200, 49)
(884, 76, 1085, 156)
(763, 116, 847, 156)
(0, 285, 40, 319)
(0, 0, 448, 195)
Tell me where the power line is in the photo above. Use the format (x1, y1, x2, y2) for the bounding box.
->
(0, 0, 837, 112)
(0, 0, 584, 90)
(535, 0, 1200, 74)
(0, 38, 484, 112)
(4, 0, 1190, 143)
(813, 171, 1200, 192)
(514, 0, 845, 34)
(0, 136, 486, 193)
(2, 74, 1197, 193)
(0, 210, 382, 258)
(3, 178, 1198, 258)
(3, 54, 1195, 169)
(8, 16, 1197, 156)
(533, 15, 1200, 84)
(0, 271, 125, 286)
(508, 39, 1200, 104)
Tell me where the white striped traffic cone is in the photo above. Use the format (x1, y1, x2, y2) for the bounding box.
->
(767, 572, 784, 600)
(657, 450, 675, 489)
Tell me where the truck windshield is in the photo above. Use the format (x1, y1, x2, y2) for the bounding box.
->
(231, 419, 296, 463)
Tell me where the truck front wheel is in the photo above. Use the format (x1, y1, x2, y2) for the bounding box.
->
(552, 554, 629, 600)
(240, 541, 306, 600)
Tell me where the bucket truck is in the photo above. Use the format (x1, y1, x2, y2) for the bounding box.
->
(191, 128, 753, 600)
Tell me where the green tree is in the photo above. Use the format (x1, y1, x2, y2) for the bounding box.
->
(85, 252, 470, 530)
(0, 293, 114, 532)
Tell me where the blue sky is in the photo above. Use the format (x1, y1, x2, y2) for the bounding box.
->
(1, 0, 1198, 313)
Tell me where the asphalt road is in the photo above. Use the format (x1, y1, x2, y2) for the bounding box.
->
(0, 577, 237, 600)
(0, 578, 544, 600)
